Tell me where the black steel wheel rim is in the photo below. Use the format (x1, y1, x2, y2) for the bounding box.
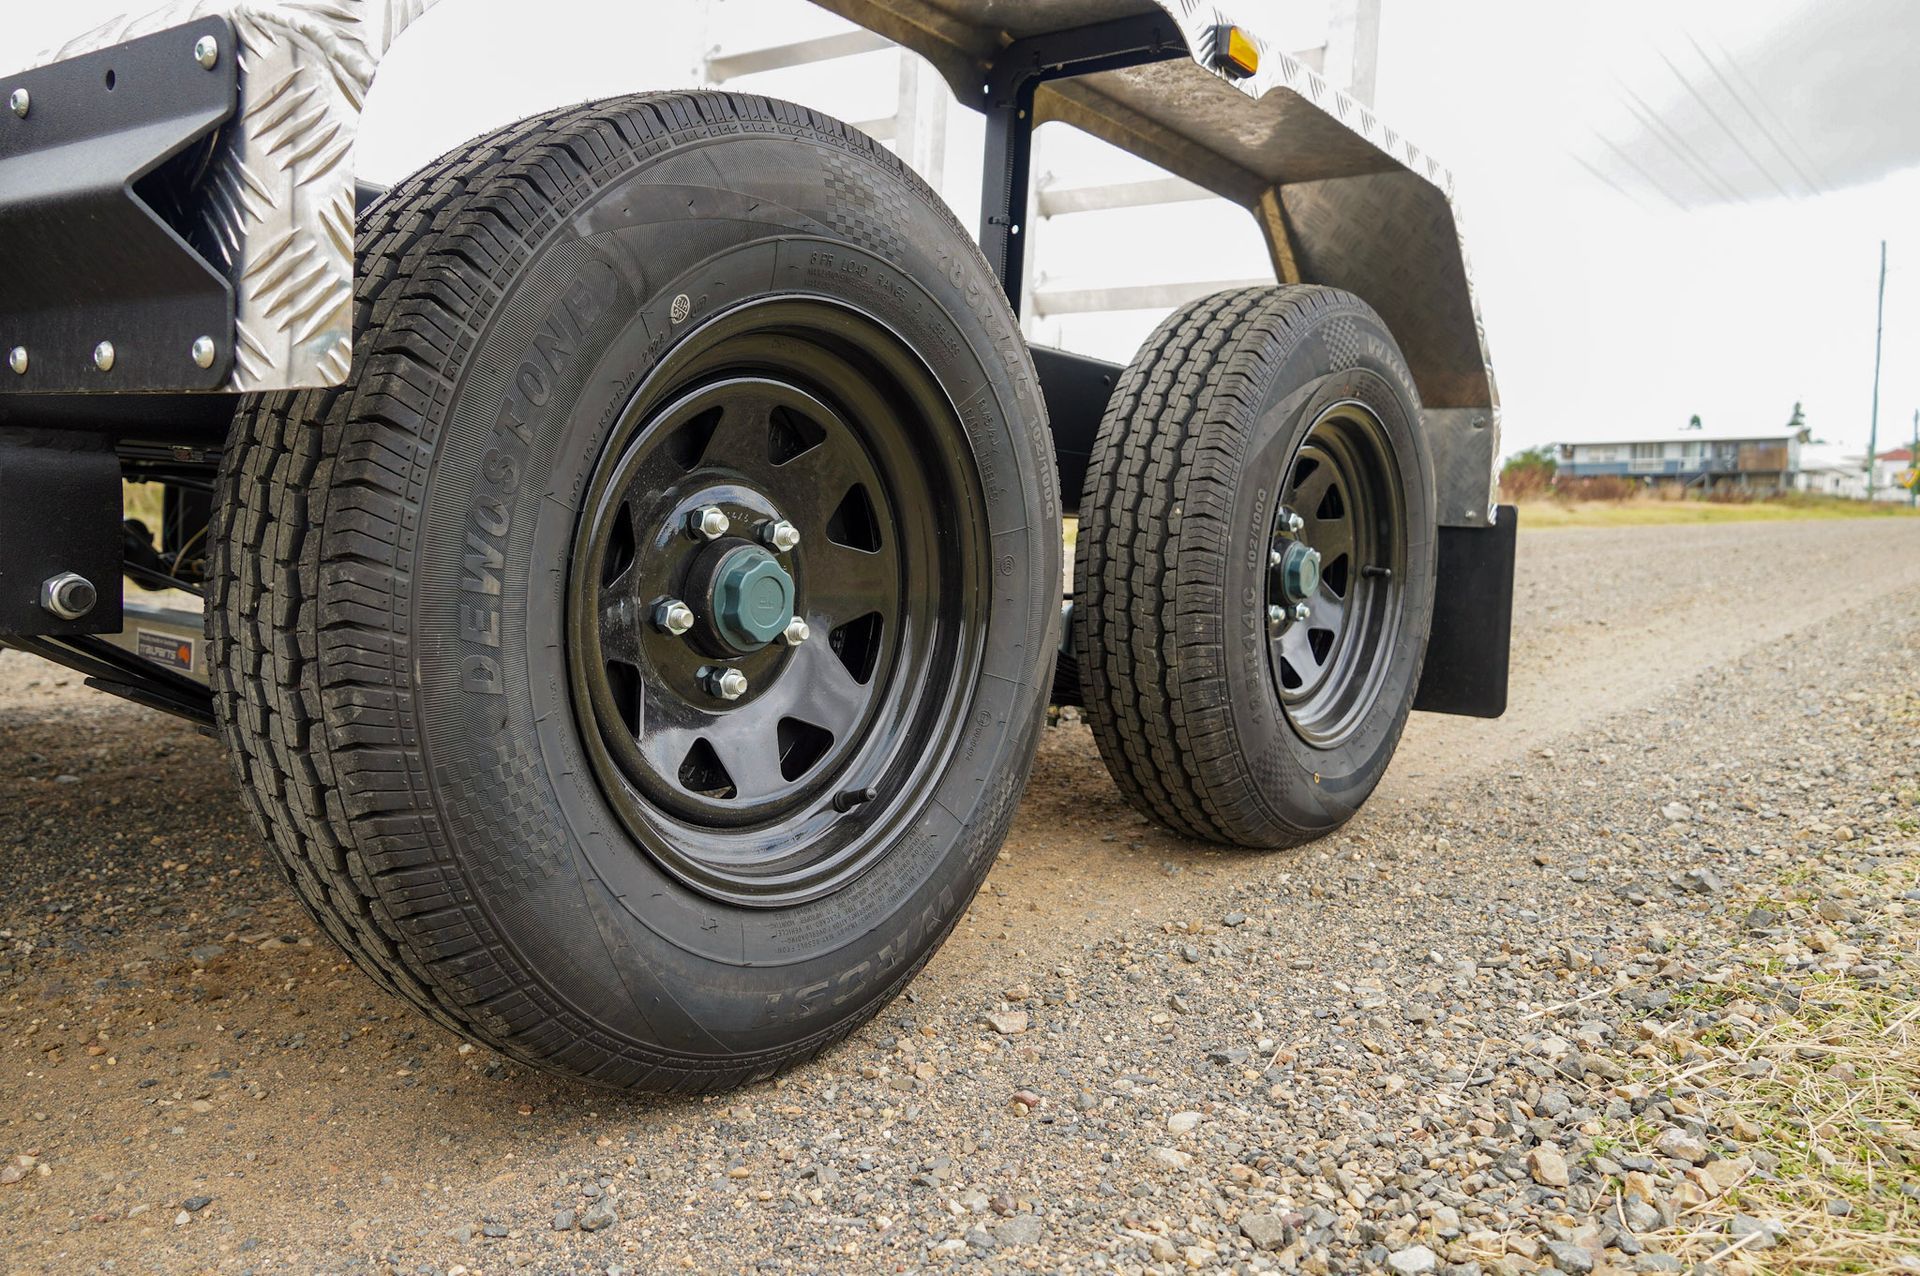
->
(1266, 401, 1408, 748)
(567, 299, 986, 907)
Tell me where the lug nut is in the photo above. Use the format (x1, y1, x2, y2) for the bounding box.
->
(40, 572, 97, 621)
(690, 505, 730, 540)
(194, 35, 220, 69)
(760, 519, 801, 553)
(1286, 511, 1305, 534)
(8, 88, 27, 118)
(1266, 603, 1287, 630)
(653, 598, 695, 636)
(703, 667, 749, 701)
(781, 616, 810, 645)
(6, 346, 25, 375)
(1293, 602, 1311, 624)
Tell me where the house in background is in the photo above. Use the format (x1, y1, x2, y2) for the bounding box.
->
(1556, 426, 1803, 493)
(1793, 443, 1868, 499)
(1871, 446, 1916, 500)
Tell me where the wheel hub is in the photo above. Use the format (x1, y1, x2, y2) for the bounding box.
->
(702, 540, 796, 653)
(1265, 402, 1408, 748)
(1274, 540, 1322, 603)
(563, 300, 986, 906)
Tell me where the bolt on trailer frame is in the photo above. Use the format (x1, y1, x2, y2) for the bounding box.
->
(0, 0, 1512, 723)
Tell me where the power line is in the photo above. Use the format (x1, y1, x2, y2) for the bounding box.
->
(1655, 48, 1796, 201)
(1707, 33, 1835, 193)
(1684, 32, 1823, 196)
(1614, 79, 1746, 205)
(1590, 127, 1691, 211)
(1570, 152, 1653, 212)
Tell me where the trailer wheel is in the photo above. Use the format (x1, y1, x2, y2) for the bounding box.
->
(1074, 286, 1435, 848)
(209, 93, 1057, 1091)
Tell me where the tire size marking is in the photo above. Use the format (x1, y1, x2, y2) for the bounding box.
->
(758, 882, 954, 1026)
(1237, 482, 1273, 676)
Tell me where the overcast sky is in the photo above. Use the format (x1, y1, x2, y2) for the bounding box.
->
(13, 0, 1918, 460)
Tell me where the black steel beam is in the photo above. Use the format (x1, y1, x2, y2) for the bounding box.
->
(972, 14, 1187, 310)
(0, 432, 124, 636)
(0, 17, 238, 393)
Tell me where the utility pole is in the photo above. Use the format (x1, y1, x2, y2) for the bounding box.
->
(1867, 240, 1886, 499)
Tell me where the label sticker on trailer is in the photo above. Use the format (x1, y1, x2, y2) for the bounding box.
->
(136, 629, 196, 673)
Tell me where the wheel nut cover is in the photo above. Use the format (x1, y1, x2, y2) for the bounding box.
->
(1278, 542, 1322, 601)
(711, 545, 796, 649)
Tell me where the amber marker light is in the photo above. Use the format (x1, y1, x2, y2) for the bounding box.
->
(1216, 25, 1259, 77)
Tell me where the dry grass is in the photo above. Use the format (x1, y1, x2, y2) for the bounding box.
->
(1514, 496, 1920, 530)
(1600, 854, 1920, 1275)
(122, 479, 166, 527)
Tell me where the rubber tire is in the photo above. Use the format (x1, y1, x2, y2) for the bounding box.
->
(208, 92, 1059, 1092)
(1073, 285, 1435, 848)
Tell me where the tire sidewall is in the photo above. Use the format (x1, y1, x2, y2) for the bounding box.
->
(399, 124, 1055, 1061)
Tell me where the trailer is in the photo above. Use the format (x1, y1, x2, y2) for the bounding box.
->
(0, 0, 1514, 1091)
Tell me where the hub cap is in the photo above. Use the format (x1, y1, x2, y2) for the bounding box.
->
(705, 543, 796, 651)
(566, 300, 984, 906)
(1266, 401, 1408, 748)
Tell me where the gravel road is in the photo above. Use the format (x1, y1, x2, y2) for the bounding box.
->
(1, 516, 1916, 1275)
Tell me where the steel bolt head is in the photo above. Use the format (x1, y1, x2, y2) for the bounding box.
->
(93, 341, 115, 372)
(194, 35, 219, 69)
(1287, 512, 1305, 534)
(781, 616, 810, 645)
(191, 335, 216, 368)
(1266, 603, 1287, 630)
(40, 572, 97, 621)
(6, 346, 25, 375)
(704, 667, 749, 701)
(690, 505, 730, 540)
(653, 598, 695, 636)
(1293, 602, 1311, 624)
(8, 88, 27, 118)
(761, 519, 801, 553)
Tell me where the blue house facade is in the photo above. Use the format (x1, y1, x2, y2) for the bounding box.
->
(1557, 430, 1801, 491)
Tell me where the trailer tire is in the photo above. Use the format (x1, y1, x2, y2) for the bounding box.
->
(209, 93, 1057, 1091)
(1074, 286, 1434, 848)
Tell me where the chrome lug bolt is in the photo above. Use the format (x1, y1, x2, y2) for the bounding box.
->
(703, 666, 749, 701)
(760, 519, 801, 553)
(1293, 602, 1311, 624)
(652, 598, 695, 636)
(689, 505, 730, 540)
(1266, 603, 1287, 630)
(1286, 511, 1305, 534)
(781, 616, 810, 645)
(40, 572, 97, 621)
